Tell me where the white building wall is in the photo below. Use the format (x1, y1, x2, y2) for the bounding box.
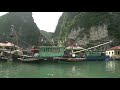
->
(106, 50, 114, 57)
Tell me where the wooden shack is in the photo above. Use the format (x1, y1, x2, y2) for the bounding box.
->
(106, 45, 120, 59)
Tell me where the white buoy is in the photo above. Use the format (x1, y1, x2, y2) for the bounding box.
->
(72, 54, 76, 57)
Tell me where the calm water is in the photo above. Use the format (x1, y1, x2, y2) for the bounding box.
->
(0, 60, 120, 78)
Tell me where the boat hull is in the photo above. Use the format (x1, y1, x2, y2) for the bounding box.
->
(86, 56, 106, 61)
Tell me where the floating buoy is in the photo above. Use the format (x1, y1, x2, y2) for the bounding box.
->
(72, 54, 76, 57)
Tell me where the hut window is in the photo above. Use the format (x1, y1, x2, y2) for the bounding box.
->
(44, 48, 46, 52)
(118, 52, 119, 55)
(47, 48, 48, 52)
(54, 48, 56, 52)
(48, 48, 49, 52)
(58, 48, 60, 52)
(112, 52, 113, 54)
(52, 48, 54, 52)
(109, 52, 110, 54)
(55, 48, 57, 52)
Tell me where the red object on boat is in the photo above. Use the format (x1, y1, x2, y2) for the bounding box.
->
(31, 49, 35, 53)
(31, 49, 38, 53)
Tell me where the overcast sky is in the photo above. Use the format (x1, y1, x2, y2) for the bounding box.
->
(0, 12, 63, 32)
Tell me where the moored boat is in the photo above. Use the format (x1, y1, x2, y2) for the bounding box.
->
(65, 58, 86, 62)
(85, 50, 106, 61)
(16, 46, 65, 62)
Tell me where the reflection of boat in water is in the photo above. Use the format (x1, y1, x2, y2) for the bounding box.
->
(72, 66, 76, 73)
(106, 61, 115, 72)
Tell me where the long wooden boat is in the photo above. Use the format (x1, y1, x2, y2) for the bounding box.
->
(14, 46, 65, 62)
(20, 45, 86, 62)
(17, 57, 43, 62)
(64, 58, 86, 62)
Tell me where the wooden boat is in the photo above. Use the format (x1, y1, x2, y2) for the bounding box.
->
(17, 54, 44, 62)
(65, 58, 86, 62)
(17, 57, 43, 62)
(85, 50, 106, 61)
(19, 46, 64, 62)
(0, 56, 8, 61)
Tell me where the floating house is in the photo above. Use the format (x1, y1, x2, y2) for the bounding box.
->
(0, 42, 20, 49)
(106, 45, 120, 59)
(31, 46, 65, 58)
(0, 42, 22, 60)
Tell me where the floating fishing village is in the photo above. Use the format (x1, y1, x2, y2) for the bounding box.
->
(0, 25, 117, 63)
(1, 12, 120, 78)
(0, 39, 117, 62)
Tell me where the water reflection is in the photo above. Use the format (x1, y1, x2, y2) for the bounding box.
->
(0, 60, 120, 78)
(64, 62, 89, 78)
(72, 66, 76, 73)
(106, 61, 115, 72)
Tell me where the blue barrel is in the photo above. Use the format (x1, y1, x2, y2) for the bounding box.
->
(105, 55, 110, 61)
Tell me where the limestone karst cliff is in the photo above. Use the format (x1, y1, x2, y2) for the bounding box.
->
(0, 12, 52, 47)
(54, 12, 120, 47)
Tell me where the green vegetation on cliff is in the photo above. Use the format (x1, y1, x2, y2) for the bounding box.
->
(54, 12, 120, 46)
(40, 30, 53, 39)
(0, 12, 53, 47)
(0, 12, 40, 47)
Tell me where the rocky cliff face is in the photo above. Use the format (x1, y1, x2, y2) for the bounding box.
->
(0, 12, 40, 47)
(0, 12, 52, 47)
(54, 12, 120, 47)
(68, 24, 109, 47)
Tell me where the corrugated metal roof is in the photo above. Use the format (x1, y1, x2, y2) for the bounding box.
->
(0, 42, 14, 47)
(107, 46, 120, 50)
(66, 46, 84, 50)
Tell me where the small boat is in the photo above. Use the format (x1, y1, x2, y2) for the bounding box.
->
(0, 56, 8, 61)
(17, 55, 44, 62)
(85, 50, 106, 61)
(17, 57, 42, 62)
(65, 58, 86, 62)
